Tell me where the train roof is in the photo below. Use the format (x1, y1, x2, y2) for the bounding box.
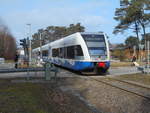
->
(49, 32, 105, 44)
(41, 43, 50, 50)
(32, 47, 40, 52)
(32, 32, 106, 52)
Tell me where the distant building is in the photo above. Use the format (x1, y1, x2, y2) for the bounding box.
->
(17, 48, 25, 56)
(109, 43, 134, 61)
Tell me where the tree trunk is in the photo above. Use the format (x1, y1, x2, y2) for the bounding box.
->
(134, 21, 140, 59)
(135, 21, 139, 40)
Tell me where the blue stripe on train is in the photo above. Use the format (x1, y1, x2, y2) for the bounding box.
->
(71, 62, 94, 70)
(105, 61, 110, 68)
(51, 59, 110, 71)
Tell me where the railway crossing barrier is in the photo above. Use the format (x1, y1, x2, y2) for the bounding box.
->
(0, 62, 59, 81)
(44, 62, 58, 81)
(0, 67, 44, 73)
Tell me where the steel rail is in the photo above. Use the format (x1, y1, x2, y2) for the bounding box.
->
(87, 76, 150, 100)
(47, 67, 150, 100)
(108, 77, 150, 90)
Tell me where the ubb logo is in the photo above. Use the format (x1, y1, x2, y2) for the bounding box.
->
(68, 60, 75, 66)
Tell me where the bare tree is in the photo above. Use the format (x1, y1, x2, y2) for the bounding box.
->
(0, 19, 17, 60)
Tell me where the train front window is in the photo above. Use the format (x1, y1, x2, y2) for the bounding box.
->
(82, 34, 107, 57)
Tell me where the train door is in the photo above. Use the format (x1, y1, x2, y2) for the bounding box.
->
(48, 46, 52, 59)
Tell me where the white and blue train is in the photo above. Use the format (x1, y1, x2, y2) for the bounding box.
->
(32, 32, 110, 74)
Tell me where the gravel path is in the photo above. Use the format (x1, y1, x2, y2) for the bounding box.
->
(58, 77, 150, 113)
(96, 78, 150, 99)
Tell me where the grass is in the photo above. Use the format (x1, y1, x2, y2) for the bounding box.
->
(0, 80, 51, 113)
(115, 74, 150, 86)
(111, 62, 132, 67)
(5, 60, 15, 63)
(110, 61, 148, 68)
(0, 78, 69, 113)
(0, 78, 92, 113)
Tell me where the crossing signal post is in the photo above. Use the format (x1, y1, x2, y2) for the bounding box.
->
(20, 38, 29, 65)
(20, 39, 26, 47)
(20, 38, 30, 79)
(20, 38, 28, 55)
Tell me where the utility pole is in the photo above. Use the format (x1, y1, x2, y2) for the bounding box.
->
(39, 33, 42, 59)
(26, 24, 32, 65)
(147, 41, 150, 74)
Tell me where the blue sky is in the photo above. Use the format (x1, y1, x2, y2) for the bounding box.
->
(0, 0, 132, 44)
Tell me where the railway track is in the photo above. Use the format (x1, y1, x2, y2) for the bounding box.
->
(58, 68, 150, 100)
(108, 77, 150, 90)
(87, 76, 150, 100)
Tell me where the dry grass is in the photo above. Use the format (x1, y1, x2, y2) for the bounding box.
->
(0, 78, 92, 113)
(115, 74, 150, 86)
(111, 61, 147, 67)
(5, 60, 15, 63)
(111, 62, 132, 67)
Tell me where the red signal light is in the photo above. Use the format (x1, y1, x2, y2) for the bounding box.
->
(97, 62, 105, 68)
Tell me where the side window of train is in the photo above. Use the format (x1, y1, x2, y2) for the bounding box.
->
(52, 49, 56, 57)
(64, 47, 67, 58)
(52, 48, 59, 57)
(48, 46, 51, 57)
(59, 48, 63, 58)
(75, 45, 84, 60)
(75, 45, 83, 56)
(52, 45, 83, 59)
(42, 50, 48, 56)
(67, 46, 75, 59)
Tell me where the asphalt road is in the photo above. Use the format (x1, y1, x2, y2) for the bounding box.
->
(108, 67, 141, 76)
(0, 66, 141, 78)
(0, 63, 15, 69)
